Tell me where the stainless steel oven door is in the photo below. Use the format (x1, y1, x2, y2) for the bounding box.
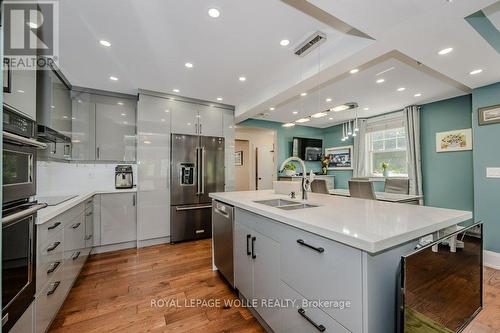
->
(2, 212, 36, 332)
(2, 142, 36, 204)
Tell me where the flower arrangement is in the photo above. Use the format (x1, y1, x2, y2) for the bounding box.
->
(283, 162, 296, 176)
(321, 156, 329, 175)
(381, 162, 389, 177)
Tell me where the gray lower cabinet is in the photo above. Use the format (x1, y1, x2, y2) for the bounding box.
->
(100, 193, 137, 245)
(10, 302, 34, 333)
(234, 217, 281, 332)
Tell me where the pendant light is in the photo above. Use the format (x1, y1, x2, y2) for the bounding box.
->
(347, 121, 352, 136)
(341, 123, 346, 142)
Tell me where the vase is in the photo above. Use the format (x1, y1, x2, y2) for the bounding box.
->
(383, 169, 389, 177)
(284, 169, 295, 176)
(322, 167, 327, 175)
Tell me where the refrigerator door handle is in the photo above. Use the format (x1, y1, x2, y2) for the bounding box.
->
(196, 147, 202, 195)
(201, 147, 206, 194)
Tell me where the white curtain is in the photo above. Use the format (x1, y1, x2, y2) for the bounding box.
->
(403, 105, 423, 197)
(352, 119, 368, 177)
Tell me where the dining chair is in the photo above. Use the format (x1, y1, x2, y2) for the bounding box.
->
(349, 180, 376, 200)
(384, 178, 410, 194)
(310, 179, 330, 194)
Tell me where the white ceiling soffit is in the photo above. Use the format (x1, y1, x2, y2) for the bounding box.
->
(484, 1, 500, 30)
(258, 51, 471, 128)
(57, 0, 372, 110)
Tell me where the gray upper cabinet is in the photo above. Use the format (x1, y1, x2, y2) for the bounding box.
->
(170, 101, 199, 135)
(95, 99, 136, 161)
(3, 64, 37, 120)
(198, 105, 223, 136)
(71, 93, 96, 161)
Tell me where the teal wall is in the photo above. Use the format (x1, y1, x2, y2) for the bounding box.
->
(420, 95, 474, 212)
(472, 82, 500, 253)
(322, 123, 354, 189)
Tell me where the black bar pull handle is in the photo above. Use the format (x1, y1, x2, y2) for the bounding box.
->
(298, 308, 326, 332)
(246, 234, 251, 256)
(48, 222, 61, 230)
(47, 261, 61, 274)
(251, 237, 256, 259)
(72, 222, 81, 229)
(297, 239, 324, 253)
(47, 281, 61, 296)
(72, 251, 81, 260)
(47, 241, 61, 252)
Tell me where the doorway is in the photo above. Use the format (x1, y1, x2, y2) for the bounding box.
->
(235, 127, 277, 191)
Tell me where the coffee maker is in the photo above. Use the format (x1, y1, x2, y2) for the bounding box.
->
(115, 165, 134, 189)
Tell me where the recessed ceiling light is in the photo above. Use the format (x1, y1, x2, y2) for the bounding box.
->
(72, 117, 76, 120)
(469, 69, 483, 75)
(185, 62, 194, 68)
(121, 113, 126, 116)
(363, 107, 369, 111)
(300, 92, 307, 97)
(17, 89, 25, 93)
(164, 109, 170, 113)
(329, 117, 333, 120)
(161, 118, 166, 122)
(350, 69, 359, 74)
(331, 105, 350, 112)
(376, 78, 385, 84)
(208, 8, 220, 18)
(397, 87, 406, 92)
(172, 88, 180, 93)
(123, 121, 128, 125)
(143, 140, 152, 145)
(311, 112, 327, 118)
(295, 118, 310, 123)
(269, 107, 275, 111)
(292, 111, 298, 114)
(109, 76, 118, 81)
(280, 39, 290, 46)
(326, 98, 332, 102)
(50, 105, 55, 109)
(217, 97, 223, 101)
(63, 116, 68, 119)
(414, 93, 422, 97)
(117, 102, 124, 106)
(438, 47, 453, 55)
(99, 40, 111, 47)
(282, 123, 295, 128)
(239, 76, 246, 82)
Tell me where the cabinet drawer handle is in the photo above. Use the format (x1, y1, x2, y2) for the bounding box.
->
(47, 261, 61, 274)
(47, 281, 61, 296)
(72, 251, 81, 260)
(72, 222, 81, 229)
(85, 212, 93, 217)
(251, 237, 256, 259)
(246, 234, 251, 256)
(85, 235, 93, 240)
(48, 222, 61, 230)
(297, 239, 324, 253)
(47, 241, 61, 252)
(298, 308, 326, 332)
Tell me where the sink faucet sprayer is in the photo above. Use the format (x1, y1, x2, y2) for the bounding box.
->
(279, 157, 314, 200)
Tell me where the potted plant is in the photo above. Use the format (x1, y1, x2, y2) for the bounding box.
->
(283, 162, 296, 176)
(381, 162, 389, 177)
(321, 155, 329, 175)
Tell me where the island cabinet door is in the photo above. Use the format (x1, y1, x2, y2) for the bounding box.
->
(252, 230, 281, 333)
(234, 221, 254, 299)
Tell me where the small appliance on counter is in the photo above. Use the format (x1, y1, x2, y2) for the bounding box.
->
(115, 165, 134, 189)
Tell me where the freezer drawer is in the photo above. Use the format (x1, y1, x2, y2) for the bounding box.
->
(212, 201, 234, 287)
(170, 204, 212, 243)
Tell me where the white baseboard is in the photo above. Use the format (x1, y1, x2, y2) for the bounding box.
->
(484, 250, 500, 270)
(137, 236, 170, 248)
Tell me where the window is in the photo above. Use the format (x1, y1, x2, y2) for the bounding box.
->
(366, 117, 408, 177)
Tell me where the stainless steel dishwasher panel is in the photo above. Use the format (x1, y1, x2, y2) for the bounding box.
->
(212, 200, 234, 287)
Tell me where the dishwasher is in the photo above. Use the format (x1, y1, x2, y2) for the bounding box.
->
(212, 200, 234, 287)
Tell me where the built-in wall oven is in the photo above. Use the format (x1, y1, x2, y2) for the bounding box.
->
(2, 106, 47, 332)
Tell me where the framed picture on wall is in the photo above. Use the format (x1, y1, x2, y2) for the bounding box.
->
(436, 128, 473, 152)
(325, 145, 353, 170)
(234, 151, 243, 166)
(478, 105, 500, 126)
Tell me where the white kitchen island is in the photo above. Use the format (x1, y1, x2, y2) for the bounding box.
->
(209, 190, 473, 333)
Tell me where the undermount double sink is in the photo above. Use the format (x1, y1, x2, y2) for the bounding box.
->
(253, 199, 318, 210)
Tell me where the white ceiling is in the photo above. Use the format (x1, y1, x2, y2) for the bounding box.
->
(57, 0, 500, 128)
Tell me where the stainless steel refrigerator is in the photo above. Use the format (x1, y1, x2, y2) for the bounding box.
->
(170, 134, 225, 243)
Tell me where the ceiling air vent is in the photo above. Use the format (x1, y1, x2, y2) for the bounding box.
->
(294, 31, 327, 57)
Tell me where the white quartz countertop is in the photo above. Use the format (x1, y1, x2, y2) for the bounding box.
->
(209, 190, 473, 254)
(36, 188, 137, 225)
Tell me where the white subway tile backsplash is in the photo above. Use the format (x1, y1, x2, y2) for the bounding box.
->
(37, 161, 137, 196)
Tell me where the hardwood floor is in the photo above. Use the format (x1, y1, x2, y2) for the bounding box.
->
(49, 239, 500, 333)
